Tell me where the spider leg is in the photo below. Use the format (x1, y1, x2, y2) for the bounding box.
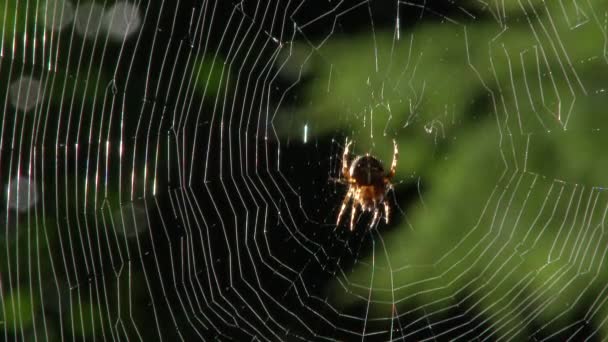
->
(342, 139, 353, 179)
(370, 208, 380, 229)
(349, 201, 359, 231)
(388, 139, 398, 179)
(336, 188, 353, 227)
(383, 201, 390, 224)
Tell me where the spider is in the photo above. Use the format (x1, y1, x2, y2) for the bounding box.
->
(336, 139, 398, 230)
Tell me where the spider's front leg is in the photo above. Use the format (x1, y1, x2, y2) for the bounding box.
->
(342, 139, 353, 179)
(388, 139, 398, 179)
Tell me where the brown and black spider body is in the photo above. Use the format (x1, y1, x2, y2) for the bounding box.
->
(336, 140, 398, 230)
(349, 156, 386, 209)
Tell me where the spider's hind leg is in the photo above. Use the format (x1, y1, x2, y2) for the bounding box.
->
(349, 202, 359, 231)
(370, 208, 380, 229)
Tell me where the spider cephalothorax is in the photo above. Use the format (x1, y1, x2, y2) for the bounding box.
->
(336, 139, 398, 230)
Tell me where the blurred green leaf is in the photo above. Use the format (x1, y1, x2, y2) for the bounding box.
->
(0, 1, 25, 40)
(1, 289, 35, 332)
(193, 55, 229, 99)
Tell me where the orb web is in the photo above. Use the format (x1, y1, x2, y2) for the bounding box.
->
(2, 0, 608, 341)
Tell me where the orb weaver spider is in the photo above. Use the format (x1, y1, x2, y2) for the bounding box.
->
(336, 139, 398, 230)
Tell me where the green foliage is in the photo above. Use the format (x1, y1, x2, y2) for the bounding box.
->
(0, 1, 23, 40)
(193, 55, 229, 99)
(278, 0, 608, 338)
(1, 289, 35, 332)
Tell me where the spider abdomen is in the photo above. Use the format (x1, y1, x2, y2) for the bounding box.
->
(356, 186, 384, 211)
(349, 155, 385, 186)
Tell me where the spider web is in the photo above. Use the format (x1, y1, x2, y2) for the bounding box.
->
(2, 0, 608, 340)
